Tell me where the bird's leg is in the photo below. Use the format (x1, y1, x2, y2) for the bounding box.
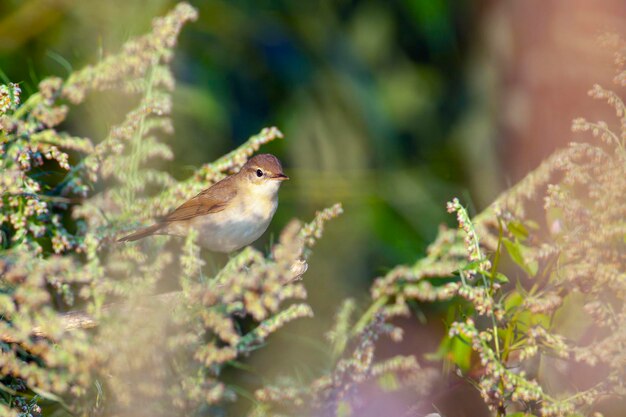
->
(199, 260, 205, 282)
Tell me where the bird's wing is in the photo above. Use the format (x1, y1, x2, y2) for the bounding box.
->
(162, 178, 237, 223)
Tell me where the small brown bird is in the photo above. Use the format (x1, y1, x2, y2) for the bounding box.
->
(118, 154, 288, 252)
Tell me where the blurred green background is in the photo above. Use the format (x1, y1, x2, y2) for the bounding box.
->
(0, 1, 512, 415)
(4, 1, 622, 415)
(0, 0, 491, 313)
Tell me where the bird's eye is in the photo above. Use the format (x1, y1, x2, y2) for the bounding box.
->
(256, 169, 263, 177)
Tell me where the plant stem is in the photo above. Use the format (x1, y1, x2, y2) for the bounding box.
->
(352, 295, 389, 336)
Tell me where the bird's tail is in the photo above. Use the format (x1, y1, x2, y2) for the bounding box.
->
(118, 223, 164, 242)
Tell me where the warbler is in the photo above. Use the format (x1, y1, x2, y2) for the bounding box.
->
(118, 154, 288, 252)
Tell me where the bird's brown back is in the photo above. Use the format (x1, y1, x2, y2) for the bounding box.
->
(162, 174, 239, 223)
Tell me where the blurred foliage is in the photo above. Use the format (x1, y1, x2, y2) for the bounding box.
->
(362, 37, 626, 416)
(1, 1, 625, 417)
(0, 0, 479, 259)
(1, 3, 487, 414)
(0, 3, 437, 417)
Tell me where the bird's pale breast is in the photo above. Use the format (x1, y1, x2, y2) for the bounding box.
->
(169, 193, 278, 252)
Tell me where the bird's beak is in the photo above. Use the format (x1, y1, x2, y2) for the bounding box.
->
(271, 173, 289, 181)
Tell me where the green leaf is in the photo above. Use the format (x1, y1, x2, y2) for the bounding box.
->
(507, 221, 529, 240)
(492, 272, 509, 283)
(461, 260, 484, 272)
(504, 290, 523, 312)
(424, 330, 472, 372)
(450, 335, 472, 371)
(428, 333, 473, 371)
(551, 292, 593, 341)
(503, 238, 538, 276)
(31, 387, 71, 410)
(503, 238, 523, 265)
(504, 290, 550, 334)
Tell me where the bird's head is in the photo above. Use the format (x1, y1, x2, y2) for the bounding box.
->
(241, 153, 289, 195)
